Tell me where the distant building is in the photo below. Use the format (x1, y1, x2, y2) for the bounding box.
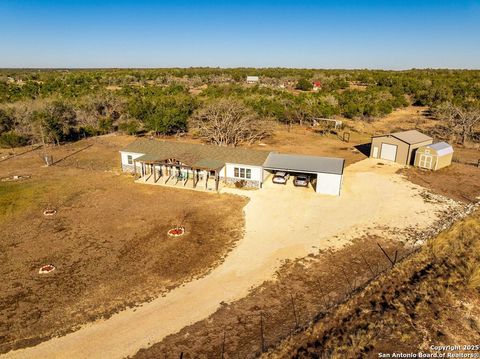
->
(312, 81, 322, 91)
(246, 76, 259, 84)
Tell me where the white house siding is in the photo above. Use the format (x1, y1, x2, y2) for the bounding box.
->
(316, 173, 342, 196)
(119, 151, 145, 173)
(222, 163, 264, 188)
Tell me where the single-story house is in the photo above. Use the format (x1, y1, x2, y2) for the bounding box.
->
(414, 142, 453, 170)
(246, 76, 259, 84)
(370, 130, 433, 165)
(120, 139, 345, 195)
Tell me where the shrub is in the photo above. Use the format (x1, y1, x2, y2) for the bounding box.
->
(234, 180, 247, 188)
(0, 131, 28, 149)
(295, 78, 313, 91)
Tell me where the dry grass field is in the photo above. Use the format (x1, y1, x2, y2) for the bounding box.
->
(0, 136, 247, 353)
(400, 164, 480, 203)
(133, 236, 411, 359)
(267, 209, 480, 358)
(1, 106, 479, 357)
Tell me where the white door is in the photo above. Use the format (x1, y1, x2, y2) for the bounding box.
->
(419, 154, 433, 169)
(372, 146, 379, 158)
(380, 143, 397, 162)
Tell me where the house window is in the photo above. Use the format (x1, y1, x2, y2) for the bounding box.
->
(234, 167, 252, 179)
(127, 155, 133, 165)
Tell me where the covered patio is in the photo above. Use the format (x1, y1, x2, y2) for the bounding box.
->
(134, 155, 224, 192)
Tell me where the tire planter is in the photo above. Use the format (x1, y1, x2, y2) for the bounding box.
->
(167, 226, 185, 237)
(43, 209, 57, 216)
(39, 264, 56, 274)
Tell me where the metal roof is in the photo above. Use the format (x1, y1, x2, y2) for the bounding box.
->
(425, 142, 454, 156)
(120, 138, 270, 169)
(373, 130, 433, 144)
(391, 130, 432, 144)
(263, 153, 345, 175)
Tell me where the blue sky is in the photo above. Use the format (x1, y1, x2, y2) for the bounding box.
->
(0, 0, 479, 69)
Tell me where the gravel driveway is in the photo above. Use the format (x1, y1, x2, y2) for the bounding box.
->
(3, 159, 457, 359)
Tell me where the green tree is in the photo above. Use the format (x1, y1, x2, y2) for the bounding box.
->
(128, 93, 195, 135)
(0, 131, 27, 152)
(295, 78, 313, 91)
(118, 120, 141, 135)
(0, 109, 14, 134)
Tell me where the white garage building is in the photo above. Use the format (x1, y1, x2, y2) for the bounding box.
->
(263, 153, 345, 196)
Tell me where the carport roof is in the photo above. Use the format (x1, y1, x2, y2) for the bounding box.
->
(263, 153, 345, 175)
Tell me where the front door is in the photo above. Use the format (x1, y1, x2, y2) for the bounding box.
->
(419, 154, 433, 169)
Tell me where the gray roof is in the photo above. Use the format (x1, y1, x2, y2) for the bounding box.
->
(391, 130, 432, 144)
(120, 138, 270, 169)
(263, 153, 345, 175)
(426, 141, 454, 156)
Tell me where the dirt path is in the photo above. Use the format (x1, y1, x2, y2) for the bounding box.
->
(2, 159, 457, 359)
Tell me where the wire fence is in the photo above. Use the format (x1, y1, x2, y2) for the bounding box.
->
(136, 202, 479, 359)
(452, 155, 480, 168)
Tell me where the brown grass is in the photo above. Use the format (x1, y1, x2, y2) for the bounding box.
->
(132, 235, 412, 359)
(0, 136, 247, 354)
(267, 210, 480, 358)
(400, 163, 480, 203)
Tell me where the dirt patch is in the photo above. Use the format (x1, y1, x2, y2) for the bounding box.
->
(267, 209, 480, 358)
(133, 236, 410, 359)
(132, 201, 476, 359)
(250, 124, 366, 166)
(0, 137, 247, 354)
(400, 163, 480, 203)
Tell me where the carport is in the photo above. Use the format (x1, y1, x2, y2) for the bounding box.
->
(263, 153, 345, 196)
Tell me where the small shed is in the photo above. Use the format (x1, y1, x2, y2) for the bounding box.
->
(246, 76, 259, 84)
(370, 130, 433, 165)
(414, 142, 453, 170)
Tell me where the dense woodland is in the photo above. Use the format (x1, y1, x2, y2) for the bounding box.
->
(0, 68, 479, 149)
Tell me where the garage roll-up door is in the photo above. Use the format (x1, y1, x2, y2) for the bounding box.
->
(380, 143, 397, 161)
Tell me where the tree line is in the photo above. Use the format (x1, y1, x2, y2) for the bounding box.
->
(1, 68, 479, 148)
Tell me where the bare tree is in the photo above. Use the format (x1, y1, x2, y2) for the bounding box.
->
(435, 103, 480, 144)
(190, 99, 272, 146)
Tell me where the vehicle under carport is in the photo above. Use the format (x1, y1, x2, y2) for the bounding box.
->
(263, 153, 345, 196)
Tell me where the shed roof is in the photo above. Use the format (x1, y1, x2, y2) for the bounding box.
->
(425, 142, 454, 156)
(391, 130, 432, 144)
(120, 138, 270, 170)
(263, 153, 345, 175)
(373, 130, 432, 145)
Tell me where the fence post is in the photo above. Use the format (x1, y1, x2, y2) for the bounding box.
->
(260, 311, 266, 353)
(221, 330, 226, 359)
(290, 293, 299, 328)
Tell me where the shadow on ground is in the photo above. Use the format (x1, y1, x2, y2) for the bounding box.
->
(354, 143, 371, 157)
